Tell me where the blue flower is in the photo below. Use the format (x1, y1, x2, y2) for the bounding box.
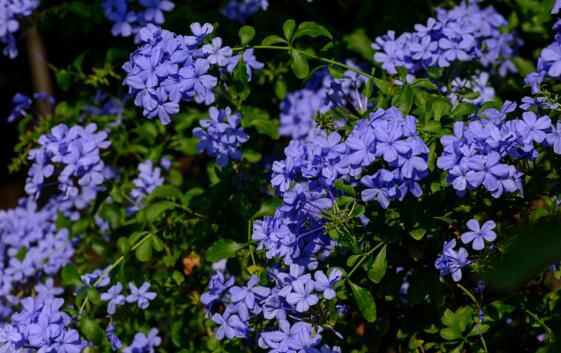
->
(101, 283, 126, 315)
(461, 219, 497, 251)
(286, 279, 319, 313)
(212, 311, 248, 340)
(193, 106, 249, 167)
(126, 282, 157, 309)
(313, 268, 342, 300)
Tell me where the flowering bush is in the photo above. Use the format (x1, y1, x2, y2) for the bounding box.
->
(2, 0, 561, 352)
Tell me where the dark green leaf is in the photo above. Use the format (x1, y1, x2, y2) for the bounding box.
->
(206, 239, 245, 262)
(367, 245, 387, 283)
(283, 19, 296, 41)
(145, 201, 177, 222)
(484, 221, 561, 291)
(62, 264, 84, 287)
(348, 280, 377, 322)
(79, 317, 104, 345)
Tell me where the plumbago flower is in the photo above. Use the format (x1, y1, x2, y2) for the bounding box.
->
(0, 0, 40, 58)
(101, 0, 174, 41)
(461, 219, 497, 251)
(25, 123, 111, 200)
(129, 159, 164, 213)
(437, 99, 561, 198)
(123, 23, 263, 125)
(203, 106, 429, 350)
(0, 294, 86, 352)
(372, 0, 518, 76)
(0, 195, 91, 317)
(435, 239, 470, 282)
(193, 106, 249, 167)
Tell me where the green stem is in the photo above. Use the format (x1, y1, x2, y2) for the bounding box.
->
(347, 242, 385, 278)
(233, 45, 375, 81)
(456, 283, 479, 306)
(248, 220, 256, 267)
(78, 232, 154, 316)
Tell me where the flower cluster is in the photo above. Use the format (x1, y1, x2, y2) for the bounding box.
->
(222, 0, 268, 22)
(123, 23, 233, 124)
(25, 123, 111, 200)
(437, 100, 561, 198)
(203, 265, 342, 353)
(0, 0, 39, 58)
(6, 92, 55, 123)
(435, 219, 496, 281)
(193, 106, 249, 167)
(0, 293, 85, 352)
(81, 266, 158, 350)
(102, 0, 174, 41)
(373, 0, 517, 76)
(279, 66, 369, 140)
(203, 106, 429, 350)
(129, 160, 164, 213)
(0, 198, 74, 318)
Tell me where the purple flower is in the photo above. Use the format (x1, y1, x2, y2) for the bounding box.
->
(461, 219, 497, 251)
(286, 279, 319, 312)
(313, 268, 342, 300)
(101, 283, 126, 315)
(202, 37, 233, 67)
(212, 311, 247, 340)
(126, 282, 157, 309)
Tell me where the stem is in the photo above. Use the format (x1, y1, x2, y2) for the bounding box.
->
(25, 26, 53, 118)
(78, 232, 154, 316)
(248, 220, 256, 267)
(456, 283, 479, 306)
(234, 45, 375, 81)
(347, 242, 385, 278)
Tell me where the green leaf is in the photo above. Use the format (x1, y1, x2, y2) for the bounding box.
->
(291, 50, 309, 79)
(440, 327, 463, 341)
(343, 29, 375, 61)
(484, 221, 561, 291)
(261, 35, 287, 46)
(86, 287, 101, 305)
(253, 198, 282, 219)
(239, 25, 256, 46)
(55, 70, 72, 91)
(334, 180, 356, 197)
(206, 239, 245, 262)
(348, 280, 376, 322)
(61, 264, 84, 287)
(292, 21, 333, 41)
(409, 228, 427, 241)
(145, 201, 177, 222)
(412, 79, 438, 90)
(135, 237, 153, 262)
(283, 19, 296, 41)
(452, 102, 477, 119)
(147, 185, 182, 202)
(79, 317, 104, 345)
(367, 245, 387, 283)
(397, 85, 414, 115)
(117, 237, 130, 254)
(347, 254, 361, 267)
